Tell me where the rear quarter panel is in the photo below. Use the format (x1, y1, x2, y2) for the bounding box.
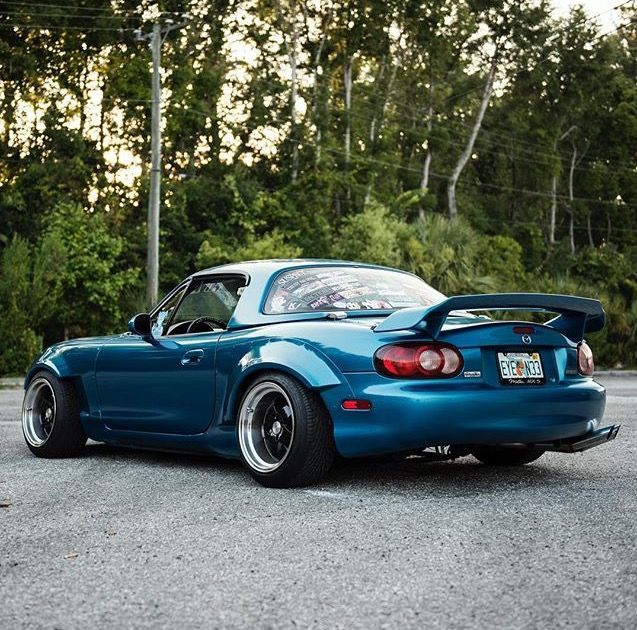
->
(207, 323, 358, 456)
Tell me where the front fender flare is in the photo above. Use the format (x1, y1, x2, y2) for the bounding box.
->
(24, 352, 70, 388)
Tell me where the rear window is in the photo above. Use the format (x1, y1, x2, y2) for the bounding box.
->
(264, 266, 445, 314)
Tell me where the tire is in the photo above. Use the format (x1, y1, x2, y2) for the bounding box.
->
(22, 371, 87, 458)
(472, 445, 545, 466)
(236, 372, 336, 488)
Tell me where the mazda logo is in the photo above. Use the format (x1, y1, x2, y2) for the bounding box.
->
(521, 335, 532, 345)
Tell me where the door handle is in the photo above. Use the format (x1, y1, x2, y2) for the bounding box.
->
(181, 349, 204, 365)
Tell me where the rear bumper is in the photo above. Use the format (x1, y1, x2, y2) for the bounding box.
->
(330, 374, 606, 457)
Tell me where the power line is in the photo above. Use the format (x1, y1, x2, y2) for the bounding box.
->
(2, 120, 634, 234)
(0, 10, 141, 21)
(433, 126, 637, 174)
(339, 100, 637, 172)
(305, 8, 636, 165)
(2, 3, 632, 172)
(175, 104, 636, 210)
(322, 19, 637, 169)
(0, 22, 136, 31)
(300, 98, 636, 175)
(442, 3, 635, 108)
(0, 1, 181, 15)
(184, 180, 636, 236)
(335, 106, 635, 176)
(2, 79, 628, 175)
(466, 126, 637, 170)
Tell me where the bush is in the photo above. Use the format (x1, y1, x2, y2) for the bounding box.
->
(0, 237, 42, 375)
(410, 214, 496, 294)
(532, 274, 637, 368)
(332, 204, 406, 268)
(40, 202, 140, 336)
(476, 235, 526, 291)
(196, 230, 302, 268)
(573, 245, 632, 288)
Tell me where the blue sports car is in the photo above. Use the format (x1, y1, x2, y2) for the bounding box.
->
(22, 259, 619, 487)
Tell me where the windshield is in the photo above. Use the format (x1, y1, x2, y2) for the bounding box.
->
(264, 266, 445, 314)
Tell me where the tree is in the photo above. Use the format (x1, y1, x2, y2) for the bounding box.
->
(0, 236, 41, 375)
(446, 0, 552, 219)
(41, 203, 140, 337)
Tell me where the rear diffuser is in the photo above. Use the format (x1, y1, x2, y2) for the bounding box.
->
(531, 425, 620, 453)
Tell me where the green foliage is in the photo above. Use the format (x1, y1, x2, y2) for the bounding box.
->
(531, 274, 637, 368)
(573, 245, 631, 288)
(196, 230, 303, 268)
(409, 214, 496, 294)
(40, 203, 140, 337)
(476, 235, 526, 291)
(0, 237, 42, 375)
(332, 205, 405, 267)
(1, 1, 637, 370)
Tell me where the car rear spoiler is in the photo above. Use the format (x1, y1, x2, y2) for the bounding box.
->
(373, 293, 605, 342)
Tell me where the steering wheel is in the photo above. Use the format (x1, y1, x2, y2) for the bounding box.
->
(186, 316, 227, 333)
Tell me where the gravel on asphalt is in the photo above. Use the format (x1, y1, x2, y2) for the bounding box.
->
(0, 377, 635, 629)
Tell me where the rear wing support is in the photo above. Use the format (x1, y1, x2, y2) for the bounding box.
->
(373, 293, 605, 343)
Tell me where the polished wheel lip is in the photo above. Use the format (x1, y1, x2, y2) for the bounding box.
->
(22, 377, 57, 447)
(238, 382, 295, 473)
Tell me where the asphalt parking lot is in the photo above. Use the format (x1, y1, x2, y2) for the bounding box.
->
(1, 377, 635, 629)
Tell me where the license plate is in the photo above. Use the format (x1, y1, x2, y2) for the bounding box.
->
(497, 351, 545, 385)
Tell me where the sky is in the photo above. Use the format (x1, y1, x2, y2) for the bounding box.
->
(553, 0, 627, 29)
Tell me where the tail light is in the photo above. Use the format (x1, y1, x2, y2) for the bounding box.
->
(374, 342, 464, 378)
(577, 341, 594, 376)
(513, 326, 535, 335)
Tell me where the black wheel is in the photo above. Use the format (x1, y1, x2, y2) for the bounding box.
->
(472, 445, 545, 466)
(237, 372, 336, 488)
(22, 371, 87, 457)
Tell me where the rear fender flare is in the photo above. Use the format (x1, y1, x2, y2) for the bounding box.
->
(222, 339, 353, 426)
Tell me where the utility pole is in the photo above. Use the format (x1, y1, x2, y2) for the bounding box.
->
(147, 21, 161, 307)
(135, 16, 188, 307)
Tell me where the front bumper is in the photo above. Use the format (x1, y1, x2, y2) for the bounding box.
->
(330, 374, 607, 457)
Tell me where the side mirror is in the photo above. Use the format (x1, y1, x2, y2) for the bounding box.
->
(128, 313, 152, 339)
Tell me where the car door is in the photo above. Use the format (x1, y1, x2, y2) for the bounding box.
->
(95, 275, 245, 435)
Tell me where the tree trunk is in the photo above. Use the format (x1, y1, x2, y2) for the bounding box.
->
(343, 55, 353, 168)
(365, 59, 398, 206)
(301, 3, 331, 168)
(549, 174, 557, 244)
(312, 28, 329, 166)
(275, 0, 299, 181)
(289, 0, 298, 182)
(567, 141, 577, 254)
(99, 81, 106, 152)
(343, 54, 353, 202)
(549, 126, 576, 244)
(420, 149, 432, 191)
(2, 90, 15, 146)
(566, 133, 589, 254)
(420, 69, 435, 201)
(367, 58, 386, 146)
(78, 64, 87, 137)
(447, 56, 497, 219)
